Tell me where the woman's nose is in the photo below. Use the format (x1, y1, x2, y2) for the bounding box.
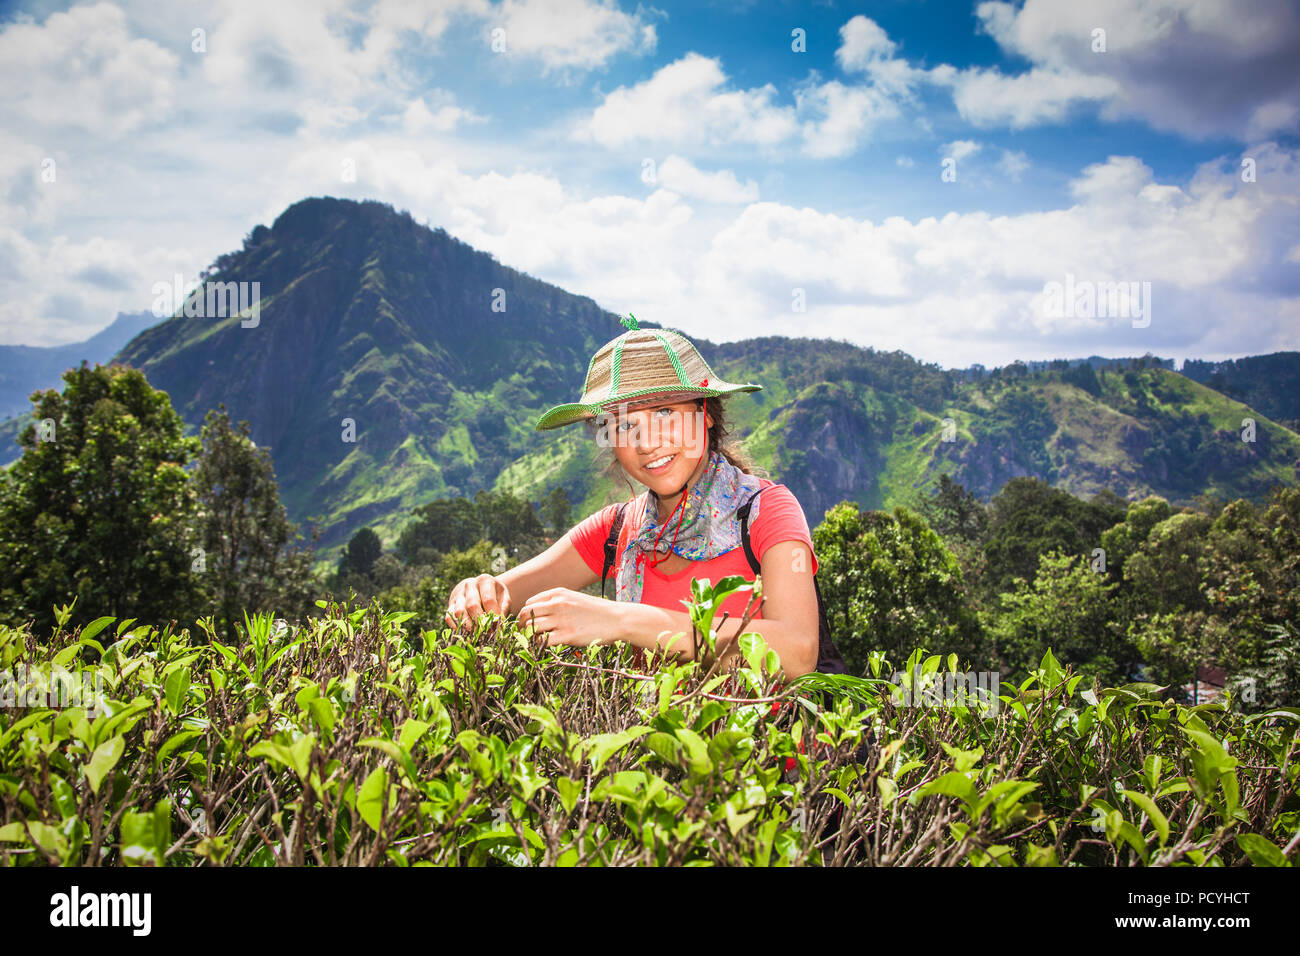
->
(629, 413, 658, 449)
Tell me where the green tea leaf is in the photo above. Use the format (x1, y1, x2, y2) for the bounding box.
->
(85, 735, 125, 795)
(1235, 833, 1288, 867)
(358, 767, 388, 833)
(1119, 789, 1170, 846)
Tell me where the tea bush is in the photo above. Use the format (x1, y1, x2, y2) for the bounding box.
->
(0, 579, 1296, 866)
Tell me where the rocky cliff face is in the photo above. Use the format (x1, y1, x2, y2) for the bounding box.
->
(766, 382, 894, 520)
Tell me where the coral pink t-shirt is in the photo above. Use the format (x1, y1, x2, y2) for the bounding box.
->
(567, 478, 819, 626)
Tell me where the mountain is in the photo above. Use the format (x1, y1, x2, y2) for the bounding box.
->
(0, 311, 159, 419)
(2, 196, 1298, 574)
(110, 197, 656, 557)
(695, 339, 1300, 520)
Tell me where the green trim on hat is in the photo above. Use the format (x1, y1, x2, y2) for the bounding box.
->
(651, 330, 691, 386)
(610, 337, 625, 395)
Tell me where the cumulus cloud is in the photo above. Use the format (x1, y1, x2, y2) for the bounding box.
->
(944, 65, 1119, 129)
(0, 227, 193, 345)
(576, 15, 948, 159)
(576, 7, 1299, 159)
(827, 6, 1300, 140)
(402, 93, 486, 134)
(795, 78, 900, 159)
(0, 2, 179, 138)
(967, 0, 1300, 139)
(835, 13, 950, 100)
(270, 141, 700, 312)
(491, 0, 657, 73)
(2, 0, 1297, 369)
(655, 156, 758, 204)
(573, 53, 799, 149)
(685, 147, 1300, 364)
(941, 140, 982, 163)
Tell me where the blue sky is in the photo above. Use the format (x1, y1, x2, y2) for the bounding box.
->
(1, 0, 1298, 368)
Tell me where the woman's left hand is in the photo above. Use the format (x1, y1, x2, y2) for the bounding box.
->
(517, 587, 622, 647)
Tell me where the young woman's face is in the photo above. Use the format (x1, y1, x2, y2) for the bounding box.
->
(605, 399, 713, 493)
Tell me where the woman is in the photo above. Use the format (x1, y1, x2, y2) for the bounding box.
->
(443, 317, 823, 678)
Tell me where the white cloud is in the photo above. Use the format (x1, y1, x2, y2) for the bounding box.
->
(682, 148, 1300, 364)
(829, 4, 1300, 140)
(835, 15, 897, 70)
(575, 44, 907, 159)
(272, 142, 700, 311)
(834, 14, 932, 98)
(968, 0, 1300, 139)
(997, 149, 1031, 182)
(5, 134, 1299, 365)
(2, 0, 1297, 370)
(656, 156, 758, 204)
(0, 2, 179, 138)
(941, 140, 982, 163)
(0, 226, 193, 345)
(945, 66, 1119, 129)
(796, 79, 899, 159)
(573, 53, 799, 149)
(492, 0, 657, 73)
(403, 94, 486, 134)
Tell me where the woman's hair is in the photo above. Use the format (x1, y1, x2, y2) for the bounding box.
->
(583, 395, 769, 502)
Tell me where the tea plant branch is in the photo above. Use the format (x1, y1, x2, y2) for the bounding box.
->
(1150, 799, 1208, 867)
(1261, 734, 1298, 834)
(541, 657, 793, 705)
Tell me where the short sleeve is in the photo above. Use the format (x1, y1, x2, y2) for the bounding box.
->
(566, 503, 620, 576)
(748, 484, 819, 576)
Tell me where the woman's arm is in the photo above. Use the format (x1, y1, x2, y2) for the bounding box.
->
(609, 540, 820, 679)
(448, 510, 613, 626)
(495, 534, 601, 615)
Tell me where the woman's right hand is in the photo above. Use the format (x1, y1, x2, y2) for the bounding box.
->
(445, 574, 513, 629)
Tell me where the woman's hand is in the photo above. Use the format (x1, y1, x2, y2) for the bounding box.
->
(517, 587, 622, 648)
(445, 573, 512, 629)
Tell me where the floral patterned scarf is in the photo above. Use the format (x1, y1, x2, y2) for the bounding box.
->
(613, 449, 765, 604)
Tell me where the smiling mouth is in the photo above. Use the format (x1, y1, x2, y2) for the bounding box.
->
(643, 453, 676, 473)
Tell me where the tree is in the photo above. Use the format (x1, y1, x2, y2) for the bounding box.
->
(339, 528, 383, 581)
(985, 550, 1139, 686)
(0, 363, 203, 633)
(1099, 496, 1174, 584)
(190, 405, 318, 641)
(543, 486, 573, 534)
(395, 489, 547, 566)
(476, 488, 546, 556)
(919, 473, 988, 581)
(396, 497, 480, 564)
(813, 502, 986, 677)
(1118, 508, 1237, 689)
(980, 477, 1127, 600)
(1229, 624, 1300, 712)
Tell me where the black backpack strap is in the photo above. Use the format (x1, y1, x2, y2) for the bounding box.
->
(737, 486, 847, 676)
(601, 501, 630, 599)
(737, 485, 776, 576)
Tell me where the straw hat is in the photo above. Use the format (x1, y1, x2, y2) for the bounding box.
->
(534, 315, 763, 431)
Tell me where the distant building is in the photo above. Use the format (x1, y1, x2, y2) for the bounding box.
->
(1181, 664, 1227, 704)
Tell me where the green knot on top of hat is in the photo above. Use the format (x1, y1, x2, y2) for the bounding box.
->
(620, 313, 640, 331)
